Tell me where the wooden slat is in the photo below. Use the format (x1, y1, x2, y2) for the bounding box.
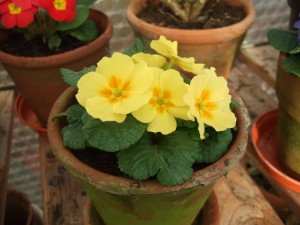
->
(39, 136, 86, 225)
(215, 164, 283, 225)
(0, 90, 15, 225)
(239, 45, 279, 88)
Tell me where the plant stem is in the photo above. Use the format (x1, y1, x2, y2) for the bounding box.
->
(161, 0, 207, 22)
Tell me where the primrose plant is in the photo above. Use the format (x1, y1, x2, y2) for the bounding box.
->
(0, 0, 98, 49)
(56, 35, 237, 186)
(267, 16, 300, 77)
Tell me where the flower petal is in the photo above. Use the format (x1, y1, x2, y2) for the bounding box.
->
(132, 53, 166, 68)
(132, 103, 157, 123)
(160, 69, 187, 106)
(96, 53, 134, 81)
(86, 97, 126, 123)
(167, 105, 189, 120)
(203, 110, 236, 132)
(150, 35, 178, 56)
(147, 110, 177, 135)
(76, 72, 109, 107)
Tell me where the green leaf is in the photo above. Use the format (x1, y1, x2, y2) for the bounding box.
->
(123, 38, 148, 56)
(230, 100, 240, 111)
(267, 29, 298, 53)
(61, 66, 96, 87)
(57, 5, 89, 31)
(283, 55, 300, 77)
(117, 129, 199, 186)
(176, 118, 197, 128)
(70, 20, 98, 41)
(76, 0, 97, 6)
(196, 128, 232, 164)
(47, 34, 61, 49)
(82, 115, 147, 152)
(58, 104, 87, 149)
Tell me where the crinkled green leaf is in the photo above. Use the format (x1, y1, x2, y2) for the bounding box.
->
(196, 128, 232, 164)
(123, 38, 148, 56)
(82, 115, 147, 152)
(267, 29, 298, 53)
(117, 129, 199, 186)
(61, 66, 96, 87)
(57, 5, 89, 31)
(56, 104, 87, 149)
(283, 55, 300, 77)
(47, 34, 61, 49)
(70, 20, 98, 41)
(176, 118, 197, 128)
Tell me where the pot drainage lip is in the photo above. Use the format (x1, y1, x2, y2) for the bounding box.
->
(15, 94, 47, 136)
(251, 109, 300, 193)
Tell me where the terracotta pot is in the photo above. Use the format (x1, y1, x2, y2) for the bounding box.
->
(47, 87, 249, 225)
(275, 53, 300, 180)
(82, 191, 220, 225)
(4, 189, 33, 225)
(126, 0, 255, 79)
(0, 9, 113, 127)
(251, 109, 300, 193)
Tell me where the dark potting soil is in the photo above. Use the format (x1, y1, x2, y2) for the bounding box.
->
(0, 32, 89, 57)
(72, 148, 210, 179)
(138, 0, 246, 29)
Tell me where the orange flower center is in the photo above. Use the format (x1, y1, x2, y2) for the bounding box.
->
(54, 0, 67, 10)
(8, 3, 21, 14)
(99, 75, 131, 103)
(150, 87, 174, 114)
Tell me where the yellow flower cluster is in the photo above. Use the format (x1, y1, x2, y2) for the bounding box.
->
(76, 36, 236, 139)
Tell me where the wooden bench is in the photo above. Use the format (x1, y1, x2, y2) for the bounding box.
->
(0, 89, 15, 225)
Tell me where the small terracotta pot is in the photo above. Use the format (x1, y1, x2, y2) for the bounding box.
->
(126, 0, 255, 79)
(48, 87, 249, 225)
(4, 189, 33, 225)
(0, 10, 113, 127)
(275, 53, 300, 180)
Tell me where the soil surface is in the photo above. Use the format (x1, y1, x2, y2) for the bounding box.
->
(0, 32, 90, 57)
(138, 0, 246, 29)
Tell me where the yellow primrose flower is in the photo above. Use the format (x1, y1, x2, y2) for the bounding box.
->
(76, 53, 153, 123)
(132, 68, 189, 135)
(183, 69, 236, 139)
(132, 53, 166, 68)
(150, 35, 204, 74)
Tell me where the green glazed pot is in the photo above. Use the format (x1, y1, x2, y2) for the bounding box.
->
(48, 87, 249, 225)
(276, 53, 300, 180)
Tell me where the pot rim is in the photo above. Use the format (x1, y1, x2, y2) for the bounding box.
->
(48, 87, 249, 195)
(126, 0, 256, 44)
(0, 9, 113, 69)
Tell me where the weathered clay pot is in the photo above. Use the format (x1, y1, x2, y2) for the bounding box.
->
(48, 87, 249, 225)
(126, 0, 255, 79)
(276, 53, 300, 180)
(0, 10, 113, 127)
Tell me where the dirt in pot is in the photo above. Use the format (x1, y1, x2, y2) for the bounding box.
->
(138, 0, 246, 29)
(0, 32, 90, 57)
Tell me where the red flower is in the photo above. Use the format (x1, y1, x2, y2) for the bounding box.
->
(0, 0, 38, 28)
(12, 0, 39, 10)
(40, 0, 76, 22)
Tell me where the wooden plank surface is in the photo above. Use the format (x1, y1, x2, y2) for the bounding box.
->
(0, 90, 15, 225)
(39, 136, 86, 225)
(215, 164, 283, 225)
(239, 45, 279, 88)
